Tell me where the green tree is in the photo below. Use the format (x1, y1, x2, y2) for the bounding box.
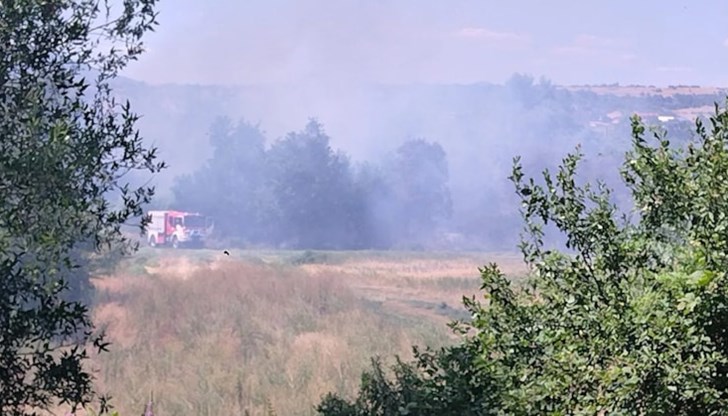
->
(350, 162, 396, 249)
(318, 100, 728, 414)
(386, 139, 453, 246)
(172, 116, 269, 244)
(0, 1, 163, 414)
(317, 343, 496, 416)
(266, 119, 363, 249)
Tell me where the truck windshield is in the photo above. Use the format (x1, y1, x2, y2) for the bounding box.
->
(183, 215, 206, 228)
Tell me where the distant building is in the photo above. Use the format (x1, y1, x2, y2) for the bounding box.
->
(632, 112, 679, 123)
(606, 111, 623, 124)
(600, 111, 677, 126)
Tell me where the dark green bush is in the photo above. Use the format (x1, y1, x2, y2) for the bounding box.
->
(318, 100, 728, 415)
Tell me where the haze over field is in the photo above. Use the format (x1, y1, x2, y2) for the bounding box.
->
(105, 0, 728, 251)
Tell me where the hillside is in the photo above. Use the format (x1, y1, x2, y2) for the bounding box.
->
(564, 84, 728, 97)
(115, 77, 727, 194)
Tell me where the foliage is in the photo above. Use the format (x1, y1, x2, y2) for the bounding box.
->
(318, 100, 728, 414)
(0, 0, 163, 414)
(266, 119, 364, 249)
(384, 139, 453, 246)
(172, 119, 454, 249)
(172, 116, 268, 242)
(316, 343, 495, 416)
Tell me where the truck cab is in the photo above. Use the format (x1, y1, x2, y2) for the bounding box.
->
(146, 210, 213, 249)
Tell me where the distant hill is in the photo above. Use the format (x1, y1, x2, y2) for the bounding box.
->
(563, 84, 728, 97)
(112, 76, 728, 204)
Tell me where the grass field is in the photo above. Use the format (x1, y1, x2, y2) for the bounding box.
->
(87, 248, 527, 415)
(563, 84, 728, 97)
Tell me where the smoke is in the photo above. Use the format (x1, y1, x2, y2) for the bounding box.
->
(111, 0, 728, 250)
(113, 76, 659, 250)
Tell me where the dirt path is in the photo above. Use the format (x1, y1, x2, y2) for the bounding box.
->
(296, 254, 526, 325)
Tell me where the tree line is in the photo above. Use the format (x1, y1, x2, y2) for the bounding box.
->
(170, 117, 454, 250)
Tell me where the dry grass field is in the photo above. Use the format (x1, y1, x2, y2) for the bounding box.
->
(84, 249, 526, 415)
(563, 84, 728, 97)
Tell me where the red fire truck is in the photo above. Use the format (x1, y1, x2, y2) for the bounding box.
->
(145, 210, 213, 249)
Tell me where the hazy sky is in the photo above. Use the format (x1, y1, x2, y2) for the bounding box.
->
(122, 0, 728, 87)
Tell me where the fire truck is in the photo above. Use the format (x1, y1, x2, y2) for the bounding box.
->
(145, 210, 213, 249)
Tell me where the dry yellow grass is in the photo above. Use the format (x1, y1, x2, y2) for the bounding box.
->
(672, 105, 718, 121)
(563, 85, 728, 97)
(88, 251, 512, 415)
(300, 253, 525, 323)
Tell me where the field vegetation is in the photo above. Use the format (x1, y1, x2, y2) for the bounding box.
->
(88, 250, 526, 415)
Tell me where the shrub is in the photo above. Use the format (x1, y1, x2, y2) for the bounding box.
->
(318, 100, 728, 414)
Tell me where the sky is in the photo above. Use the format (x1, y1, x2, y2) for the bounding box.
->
(122, 0, 728, 87)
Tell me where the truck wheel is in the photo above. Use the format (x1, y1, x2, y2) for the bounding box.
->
(172, 236, 179, 249)
(149, 236, 156, 248)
